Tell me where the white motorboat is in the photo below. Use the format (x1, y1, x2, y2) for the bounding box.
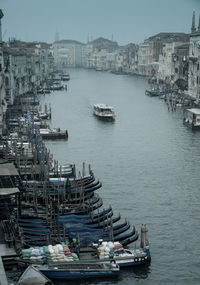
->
(93, 104, 115, 120)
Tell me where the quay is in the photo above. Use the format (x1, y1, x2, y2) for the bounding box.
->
(0, 244, 15, 285)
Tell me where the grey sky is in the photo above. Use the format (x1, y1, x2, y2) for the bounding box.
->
(0, 0, 199, 45)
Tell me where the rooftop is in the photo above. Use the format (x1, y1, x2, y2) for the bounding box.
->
(187, 108, 200, 115)
(147, 32, 189, 43)
(0, 163, 19, 176)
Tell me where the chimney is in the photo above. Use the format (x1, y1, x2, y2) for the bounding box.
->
(0, 9, 4, 42)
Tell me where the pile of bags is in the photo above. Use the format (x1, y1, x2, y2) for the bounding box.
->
(97, 241, 124, 259)
(21, 247, 45, 263)
(21, 241, 79, 263)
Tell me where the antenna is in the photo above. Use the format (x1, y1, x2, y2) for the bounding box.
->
(55, 30, 59, 42)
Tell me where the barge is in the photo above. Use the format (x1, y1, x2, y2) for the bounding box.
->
(40, 128, 68, 139)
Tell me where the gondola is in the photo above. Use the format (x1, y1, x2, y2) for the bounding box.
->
(22, 180, 102, 197)
(84, 211, 113, 225)
(120, 231, 139, 246)
(65, 220, 130, 238)
(47, 176, 96, 188)
(87, 214, 121, 228)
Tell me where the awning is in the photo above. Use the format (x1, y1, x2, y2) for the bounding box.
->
(0, 188, 20, 196)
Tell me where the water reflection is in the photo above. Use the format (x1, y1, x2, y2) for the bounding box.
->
(120, 263, 151, 280)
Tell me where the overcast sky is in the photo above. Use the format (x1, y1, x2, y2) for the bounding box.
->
(0, 0, 199, 45)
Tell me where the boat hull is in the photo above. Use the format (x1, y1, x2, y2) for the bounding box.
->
(93, 113, 115, 121)
(101, 249, 151, 268)
(40, 269, 119, 280)
(39, 263, 119, 280)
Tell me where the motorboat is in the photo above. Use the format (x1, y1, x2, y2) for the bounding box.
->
(93, 104, 115, 121)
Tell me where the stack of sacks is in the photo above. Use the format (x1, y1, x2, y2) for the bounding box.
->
(97, 241, 110, 259)
(43, 246, 51, 262)
(107, 241, 115, 258)
(113, 242, 124, 254)
(30, 247, 45, 262)
(63, 246, 73, 261)
(21, 243, 79, 262)
(21, 247, 46, 263)
(48, 244, 68, 263)
(97, 241, 124, 259)
(20, 242, 79, 263)
(71, 252, 79, 261)
(21, 248, 32, 260)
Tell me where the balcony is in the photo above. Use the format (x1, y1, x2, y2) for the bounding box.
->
(189, 56, 198, 63)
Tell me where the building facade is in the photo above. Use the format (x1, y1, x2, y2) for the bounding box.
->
(53, 40, 86, 70)
(0, 10, 5, 135)
(188, 12, 200, 101)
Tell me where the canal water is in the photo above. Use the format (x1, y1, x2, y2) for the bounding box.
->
(39, 69, 200, 285)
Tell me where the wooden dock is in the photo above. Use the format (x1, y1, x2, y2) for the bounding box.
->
(0, 244, 16, 285)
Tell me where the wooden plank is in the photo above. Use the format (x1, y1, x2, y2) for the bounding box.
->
(0, 163, 19, 176)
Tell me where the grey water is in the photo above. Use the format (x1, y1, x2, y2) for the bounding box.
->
(39, 69, 200, 285)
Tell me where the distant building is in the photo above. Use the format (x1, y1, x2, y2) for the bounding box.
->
(85, 37, 118, 70)
(188, 12, 200, 101)
(137, 42, 149, 76)
(113, 44, 138, 74)
(53, 40, 86, 70)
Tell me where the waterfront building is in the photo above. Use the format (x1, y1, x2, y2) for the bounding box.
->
(127, 44, 139, 75)
(137, 42, 149, 76)
(188, 12, 200, 101)
(89, 48, 108, 71)
(115, 50, 125, 72)
(123, 43, 138, 74)
(106, 51, 117, 71)
(0, 9, 6, 136)
(2, 41, 53, 102)
(158, 42, 182, 86)
(171, 43, 189, 90)
(157, 34, 189, 90)
(113, 44, 138, 74)
(137, 37, 161, 77)
(137, 33, 189, 80)
(53, 40, 86, 70)
(3, 47, 30, 105)
(34, 42, 54, 85)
